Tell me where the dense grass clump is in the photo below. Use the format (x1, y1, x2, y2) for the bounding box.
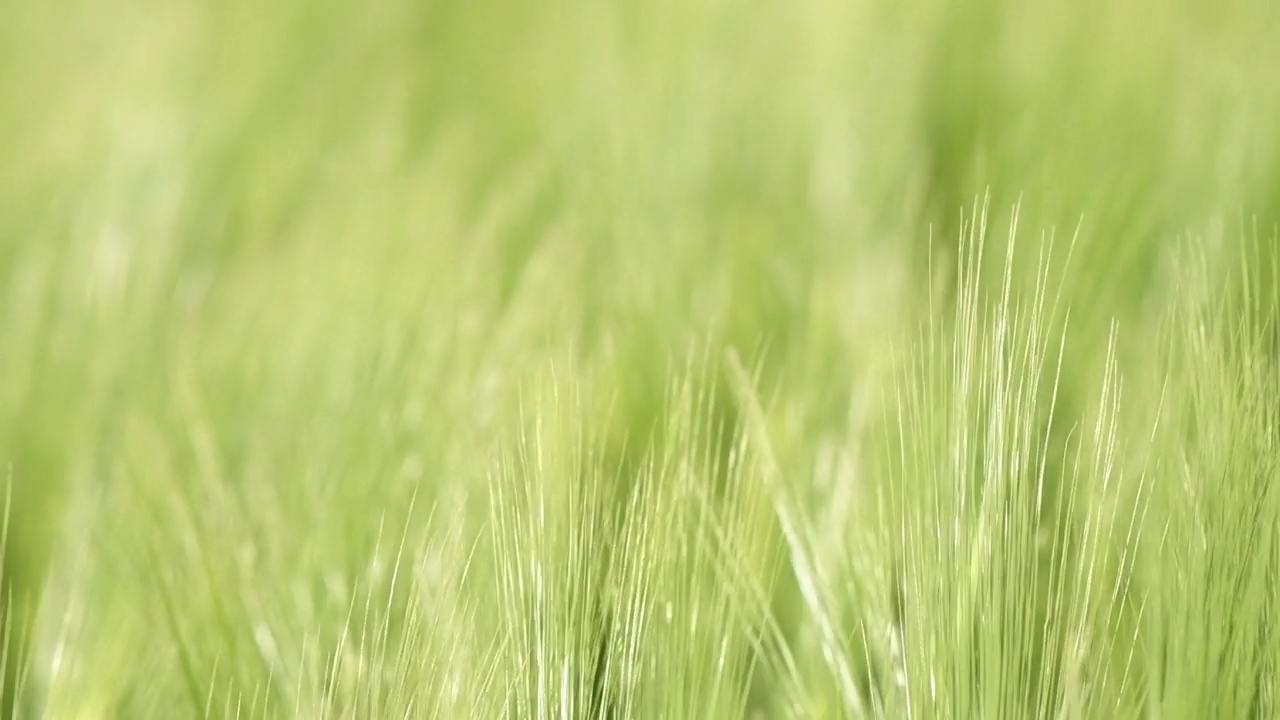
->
(2, 0, 1280, 717)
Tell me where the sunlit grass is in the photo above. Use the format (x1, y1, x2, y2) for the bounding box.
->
(2, 0, 1279, 717)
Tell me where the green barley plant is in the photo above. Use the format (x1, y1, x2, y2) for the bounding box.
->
(2, 0, 1280, 717)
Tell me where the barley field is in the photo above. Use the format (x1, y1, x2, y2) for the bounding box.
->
(1, 0, 1278, 717)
